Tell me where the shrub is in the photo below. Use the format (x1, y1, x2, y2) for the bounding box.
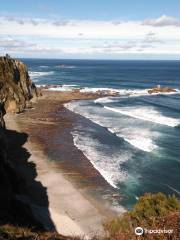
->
(104, 193, 180, 240)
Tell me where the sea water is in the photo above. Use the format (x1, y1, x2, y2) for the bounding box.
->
(23, 59, 180, 209)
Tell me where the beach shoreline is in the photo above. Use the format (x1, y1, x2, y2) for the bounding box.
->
(4, 90, 122, 237)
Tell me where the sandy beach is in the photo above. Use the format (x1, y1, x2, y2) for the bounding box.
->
(4, 91, 120, 237)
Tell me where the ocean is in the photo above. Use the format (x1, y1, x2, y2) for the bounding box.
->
(23, 58, 180, 209)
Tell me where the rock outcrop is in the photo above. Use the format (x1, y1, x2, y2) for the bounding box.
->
(148, 86, 176, 94)
(0, 56, 41, 113)
(0, 57, 43, 228)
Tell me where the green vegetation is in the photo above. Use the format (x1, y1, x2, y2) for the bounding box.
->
(0, 193, 179, 240)
(104, 192, 180, 240)
(129, 192, 180, 225)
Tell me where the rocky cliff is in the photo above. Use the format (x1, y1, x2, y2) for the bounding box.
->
(0, 56, 41, 113)
(0, 57, 42, 227)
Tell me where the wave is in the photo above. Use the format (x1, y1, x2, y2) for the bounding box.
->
(48, 84, 78, 92)
(94, 97, 116, 103)
(83, 88, 180, 101)
(65, 102, 159, 152)
(80, 87, 118, 93)
(72, 130, 129, 189)
(29, 71, 54, 80)
(56, 64, 76, 69)
(39, 65, 49, 68)
(117, 132, 157, 152)
(36, 84, 46, 87)
(141, 96, 180, 113)
(104, 106, 180, 127)
(80, 87, 147, 96)
(107, 127, 157, 152)
(93, 89, 155, 104)
(165, 184, 180, 196)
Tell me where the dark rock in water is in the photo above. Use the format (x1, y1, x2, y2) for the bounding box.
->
(148, 86, 176, 94)
(0, 56, 41, 113)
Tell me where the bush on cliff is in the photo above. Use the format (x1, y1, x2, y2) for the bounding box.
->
(104, 193, 180, 240)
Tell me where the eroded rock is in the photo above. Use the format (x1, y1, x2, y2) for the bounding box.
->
(0, 57, 41, 113)
(148, 86, 176, 94)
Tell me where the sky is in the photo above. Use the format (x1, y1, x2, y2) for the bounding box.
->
(0, 0, 180, 59)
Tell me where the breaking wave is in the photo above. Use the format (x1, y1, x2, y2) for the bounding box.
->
(81, 87, 180, 97)
(29, 71, 55, 81)
(48, 84, 78, 91)
(104, 106, 180, 127)
(72, 130, 129, 188)
(56, 64, 76, 69)
(65, 101, 159, 152)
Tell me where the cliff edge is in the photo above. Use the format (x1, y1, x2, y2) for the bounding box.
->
(0, 56, 41, 113)
(0, 57, 43, 228)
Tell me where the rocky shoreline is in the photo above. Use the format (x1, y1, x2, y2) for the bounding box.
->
(0, 56, 178, 238)
(0, 56, 120, 236)
(6, 90, 121, 236)
(40, 84, 120, 97)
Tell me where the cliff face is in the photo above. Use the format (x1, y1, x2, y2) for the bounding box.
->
(0, 103, 5, 128)
(0, 57, 42, 227)
(0, 57, 41, 113)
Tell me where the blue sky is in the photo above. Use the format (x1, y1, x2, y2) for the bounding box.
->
(2, 0, 180, 20)
(1, 0, 180, 59)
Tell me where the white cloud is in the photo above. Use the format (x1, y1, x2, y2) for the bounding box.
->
(91, 34, 164, 54)
(143, 15, 180, 27)
(0, 36, 36, 49)
(1, 16, 180, 39)
(0, 16, 180, 58)
(142, 32, 164, 44)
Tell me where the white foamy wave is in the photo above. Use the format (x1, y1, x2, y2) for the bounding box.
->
(80, 87, 117, 93)
(107, 127, 157, 152)
(118, 89, 148, 97)
(72, 131, 129, 188)
(29, 71, 54, 80)
(81, 87, 146, 95)
(119, 133, 157, 152)
(36, 84, 46, 87)
(104, 106, 180, 127)
(65, 101, 158, 152)
(93, 90, 151, 104)
(124, 138, 155, 152)
(39, 65, 49, 68)
(48, 84, 78, 92)
(94, 97, 115, 104)
(56, 64, 76, 69)
(81, 87, 180, 98)
(118, 88, 180, 97)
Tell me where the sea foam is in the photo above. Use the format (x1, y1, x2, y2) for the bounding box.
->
(104, 106, 180, 127)
(29, 71, 54, 81)
(48, 84, 78, 92)
(65, 101, 159, 152)
(72, 130, 129, 188)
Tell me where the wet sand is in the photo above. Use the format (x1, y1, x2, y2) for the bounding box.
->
(5, 91, 121, 237)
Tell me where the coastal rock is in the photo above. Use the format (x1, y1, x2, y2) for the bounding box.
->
(72, 88, 81, 93)
(0, 56, 41, 113)
(96, 89, 119, 96)
(0, 57, 43, 228)
(148, 86, 176, 94)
